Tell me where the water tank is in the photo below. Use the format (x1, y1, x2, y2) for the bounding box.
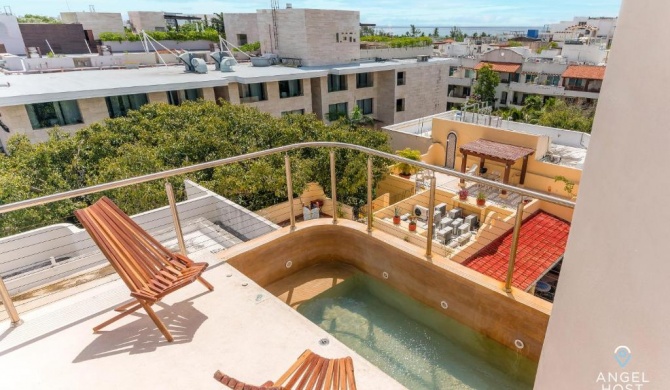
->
(527, 29, 540, 39)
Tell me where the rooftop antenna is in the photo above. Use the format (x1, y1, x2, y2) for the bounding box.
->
(271, 0, 279, 51)
(218, 35, 248, 64)
(89, 5, 95, 12)
(3, 5, 12, 15)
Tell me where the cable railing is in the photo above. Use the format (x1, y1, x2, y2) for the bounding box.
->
(0, 142, 576, 327)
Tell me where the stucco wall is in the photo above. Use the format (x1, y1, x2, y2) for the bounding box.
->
(0, 15, 27, 55)
(394, 62, 449, 123)
(236, 79, 313, 117)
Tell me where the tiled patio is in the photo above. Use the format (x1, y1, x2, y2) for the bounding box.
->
(0, 246, 403, 389)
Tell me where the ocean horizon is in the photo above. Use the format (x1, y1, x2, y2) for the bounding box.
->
(375, 26, 545, 37)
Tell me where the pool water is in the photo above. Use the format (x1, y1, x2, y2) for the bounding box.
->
(297, 273, 537, 390)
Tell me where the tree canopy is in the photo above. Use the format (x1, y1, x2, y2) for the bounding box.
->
(0, 102, 390, 236)
(473, 64, 500, 107)
(495, 97, 595, 133)
(17, 14, 61, 24)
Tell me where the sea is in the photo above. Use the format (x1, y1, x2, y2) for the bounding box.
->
(376, 26, 544, 37)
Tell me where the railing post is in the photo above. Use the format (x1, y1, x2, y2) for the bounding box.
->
(285, 154, 296, 230)
(0, 276, 21, 327)
(165, 182, 187, 256)
(504, 198, 526, 293)
(330, 150, 338, 224)
(367, 157, 373, 232)
(426, 173, 437, 258)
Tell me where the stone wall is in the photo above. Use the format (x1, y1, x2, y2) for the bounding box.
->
(60, 12, 124, 39)
(223, 13, 259, 47)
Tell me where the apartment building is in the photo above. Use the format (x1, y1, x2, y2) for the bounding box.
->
(444, 47, 605, 109)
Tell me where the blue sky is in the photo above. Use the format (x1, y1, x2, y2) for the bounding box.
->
(18, 0, 622, 26)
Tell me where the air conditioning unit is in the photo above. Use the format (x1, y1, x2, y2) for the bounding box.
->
(179, 52, 208, 74)
(550, 154, 562, 163)
(448, 208, 463, 220)
(414, 205, 429, 221)
(457, 232, 472, 246)
(97, 45, 112, 56)
(436, 228, 453, 244)
(435, 203, 447, 216)
(464, 215, 479, 229)
(26, 46, 41, 58)
(432, 210, 442, 224)
(457, 223, 471, 236)
(439, 218, 453, 230)
(417, 55, 429, 62)
(450, 218, 464, 234)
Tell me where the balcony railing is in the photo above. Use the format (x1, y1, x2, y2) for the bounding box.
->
(0, 142, 575, 327)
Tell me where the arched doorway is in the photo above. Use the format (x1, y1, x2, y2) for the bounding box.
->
(445, 131, 457, 169)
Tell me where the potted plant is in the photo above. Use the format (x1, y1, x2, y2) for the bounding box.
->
(396, 148, 421, 179)
(408, 216, 417, 232)
(458, 188, 469, 201)
(476, 191, 486, 207)
(393, 207, 401, 225)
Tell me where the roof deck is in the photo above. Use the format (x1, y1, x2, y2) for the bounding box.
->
(0, 242, 402, 389)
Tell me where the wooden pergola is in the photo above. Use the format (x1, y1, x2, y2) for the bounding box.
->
(459, 139, 535, 194)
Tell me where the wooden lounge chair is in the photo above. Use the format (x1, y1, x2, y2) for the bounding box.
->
(214, 349, 357, 390)
(74, 196, 213, 342)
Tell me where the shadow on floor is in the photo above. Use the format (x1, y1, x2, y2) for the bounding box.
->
(72, 298, 208, 363)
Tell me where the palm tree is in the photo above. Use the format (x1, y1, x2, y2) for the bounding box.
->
(211, 12, 225, 37)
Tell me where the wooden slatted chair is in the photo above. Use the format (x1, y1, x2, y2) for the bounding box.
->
(214, 349, 357, 390)
(75, 196, 214, 342)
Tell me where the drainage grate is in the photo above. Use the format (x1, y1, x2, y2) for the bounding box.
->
(319, 338, 330, 346)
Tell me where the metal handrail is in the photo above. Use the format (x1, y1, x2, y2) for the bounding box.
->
(0, 142, 575, 215)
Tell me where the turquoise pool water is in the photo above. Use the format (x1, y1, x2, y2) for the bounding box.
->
(297, 273, 538, 389)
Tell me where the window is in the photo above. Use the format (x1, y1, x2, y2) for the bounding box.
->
(396, 98, 405, 112)
(449, 67, 457, 76)
(105, 94, 148, 118)
(167, 89, 202, 105)
(328, 102, 348, 121)
(237, 34, 248, 46)
(26, 100, 83, 129)
(281, 109, 305, 116)
(463, 87, 471, 96)
(568, 78, 583, 87)
(279, 79, 303, 98)
(397, 72, 406, 86)
(327, 74, 347, 92)
(525, 74, 537, 83)
(356, 72, 373, 88)
(356, 98, 373, 115)
(239, 83, 267, 103)
(501, 91, 508, 105)
(464, 69, 475, 78)
(546, 75, 560, 86)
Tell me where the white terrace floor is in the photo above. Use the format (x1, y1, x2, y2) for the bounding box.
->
(0, 244, 403, 389)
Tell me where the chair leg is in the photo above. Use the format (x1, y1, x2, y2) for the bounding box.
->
(139, 300, 174, 342)
(198, 276, 214, 291)
(93, 302, 142, 333)
(114, 299, 139, 312)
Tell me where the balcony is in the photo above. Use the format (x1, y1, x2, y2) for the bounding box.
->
(0, 142, 575, 389)
(510, 82, 600, 99)
(446, 76, 474, 87)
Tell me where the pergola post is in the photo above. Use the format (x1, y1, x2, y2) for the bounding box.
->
(479, 157, 486, 174)
(501, 163, 511, 196)
(459, 152, 468, 187)
(520, 155, 529, 187)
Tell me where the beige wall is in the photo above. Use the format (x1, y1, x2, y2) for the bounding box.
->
(536, 0, 669, 388)
(128, 11, 165, 33)
(60, 12, 124, 38)
(237, 79, 313, 117)
(147, 91, 169, 103)
(257, 9, 360, 66)
(223, 13, 259, 47)
(394, 63, 449, 124)
(429, 117, 582, 198)
(318, 73, 378, 123)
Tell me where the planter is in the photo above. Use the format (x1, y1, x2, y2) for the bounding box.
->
(459, 194, 468, 201)
(393, 216, 401, 225)
(408, 223, 417, 232)
(476, 199, 486, 207)
(399, 173, 411, 179)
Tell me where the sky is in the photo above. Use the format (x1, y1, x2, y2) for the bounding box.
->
(16, 0, 622, 27)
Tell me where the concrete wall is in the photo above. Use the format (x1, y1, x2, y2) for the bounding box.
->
(128, 11, 166, 33)
(360, 46, 432, 60)
(0, 15, 26, 55)
(223, 13, 259, 47)
(19, 23, 89, 54)
(536, 1, 669, 388)
(561, 44, 608, 64)
(227, 220, 551, 361)
(257, 9, 360, 66)
(394, 61, 449, 123)
(102, 40, 214, 53)
(480, 48, 524, 64)
(60, 12, 124, 39)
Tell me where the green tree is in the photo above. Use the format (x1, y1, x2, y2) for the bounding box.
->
(473, 64, 500, 107)
(538, 99, 594, 133)
(361, 26, 375, 37)
(409, 25, 422, 37)
(432, 27, 439, 38)
(211, 12, 226, 37)
(17, 14, 61, 23)
(0, 101, 391, 236)
(449, 26, 464, 41)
